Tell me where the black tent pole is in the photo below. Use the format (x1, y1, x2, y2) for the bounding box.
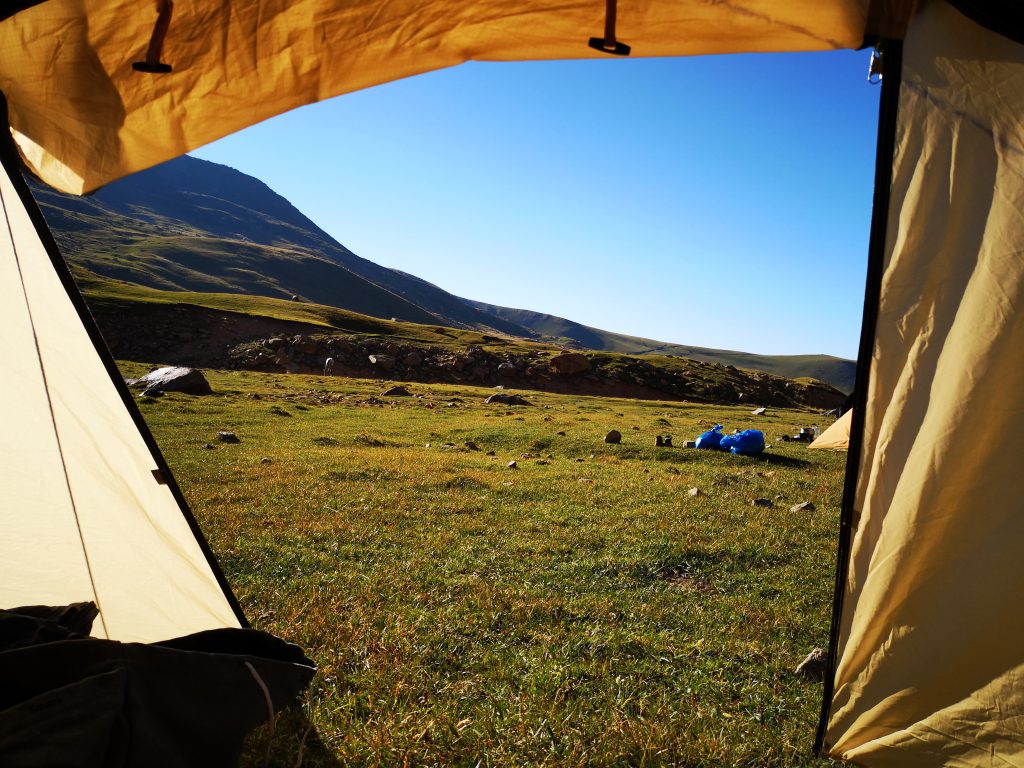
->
(814, 38, 904, 756)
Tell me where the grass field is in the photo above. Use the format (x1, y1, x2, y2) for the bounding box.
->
(124, 362, 845, 767)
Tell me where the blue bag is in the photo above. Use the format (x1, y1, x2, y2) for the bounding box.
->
(695, 424, 724, 450)
(719, 429, 765, 456)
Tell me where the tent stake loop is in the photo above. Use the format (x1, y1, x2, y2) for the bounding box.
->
(132, 0, 174, 74)
(588, 0, 631, 56)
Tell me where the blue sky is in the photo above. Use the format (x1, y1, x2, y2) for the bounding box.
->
(194, 50, 879, 359)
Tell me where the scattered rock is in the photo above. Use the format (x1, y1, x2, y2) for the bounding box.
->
(217, 431, 240, 444)
(484, 393, 533, 406)
(260, 457, 272, 464)
(752, 498, 774, 508)
(201, 443, 216, 450)
(575, 458, 585, 463)
(486, 450, 496, 457)
(556, 430, 566, 436)
(506, 461, 518, 469)
(368, 354, 395, 370)
(790, 501, 816, 513)
(403, 350, 424, 367)
(549, 352, 591, 374)
(631, 426, 640, 431)
(536, 460, 549, 466)
(688, 487, 701, 497)
(425, 442, 431, 448)
(497, 362, 517, 377)
(795, 649, 828, 681)
(667, 467, 680, 475)
(522, 453, 533, 459)
(752, 407, 767, 416)
(604, 430, 622, 444)
(464, 440, 480, 451)
(684, 441, 697, 449)
(127, 366, 213, 395)
(382, 385, 412, 397)
(656, 435, 664, 447)
(663, 436, 673, 448)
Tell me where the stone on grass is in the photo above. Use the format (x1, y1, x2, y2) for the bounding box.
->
(605, 430, 622, 444)
(217, 431, 240, 444)
(368, 354, 395, 370)
(684, 440, 697, 449)
(484, 393, 533, 406)
(688, 487, 701, 497)
(557, 430, 566, 436)
(752, 497, 774, 508)
(464, 440, 480, 451)
(507, 461, 518, 469)
(795, 648, 828, 681)
(486, 450, 496, 457)
(260, 457, 272, 464)
(201, 443, 216, 450)
(790, 501, 816, 513)
(752, 407, 767, 416)
(127, 366, 212, 395)
(382, 385, 412, 397)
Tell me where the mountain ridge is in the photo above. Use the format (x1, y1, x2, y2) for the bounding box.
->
(30, 154, 854, 392)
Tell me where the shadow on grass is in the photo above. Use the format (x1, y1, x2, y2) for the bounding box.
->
(748, 453, 812, 468)
(243, 705, 341, 768)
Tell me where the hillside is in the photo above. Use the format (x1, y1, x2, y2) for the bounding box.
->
(31, 155, 854, 391)
(464, 301, 857, 393)
(30, 156, 530, 335)
(80, 272, 844, 411)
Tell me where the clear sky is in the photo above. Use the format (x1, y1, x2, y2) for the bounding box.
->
(194, 50, 879, 359)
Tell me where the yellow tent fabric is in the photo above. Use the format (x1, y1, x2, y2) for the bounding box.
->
(3, 0, 1024, 763)
(810, 409, 852, 451)
(822, 2, 1024, 763)
(0, 149, 241, 643)
(0, 0, 869, 194)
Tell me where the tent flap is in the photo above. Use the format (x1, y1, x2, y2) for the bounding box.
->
(0, 110, 243, 644)
(823, 1, 1024, 763)
(1, 0, 871, 194)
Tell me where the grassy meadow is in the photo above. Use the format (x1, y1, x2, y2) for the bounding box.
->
(124, 362, 845, 767)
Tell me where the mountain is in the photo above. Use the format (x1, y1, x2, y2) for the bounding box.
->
(30, 155, 855, 392)
(30, 156, 530, 336)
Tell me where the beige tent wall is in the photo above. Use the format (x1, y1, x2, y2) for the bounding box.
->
(0, 161, 241, 643)
(823, 1, 1024, 763)
(0, 0, 868, 194)
(810, 409, 852, 451)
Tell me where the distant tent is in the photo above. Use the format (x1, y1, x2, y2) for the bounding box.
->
(809, 410, 852, 451)
(2, 0, 1023, 765)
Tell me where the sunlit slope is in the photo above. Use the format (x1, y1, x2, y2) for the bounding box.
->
(30, 155, 529, 335)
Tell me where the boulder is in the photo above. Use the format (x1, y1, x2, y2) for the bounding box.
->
(604, 430, 622, 444)
(217, 431, 240, 444)
(484, 393, 533, 406)
(790, 501, 816, 513)
(549, 352, 591, 374)
(382, 385, 412, 397)
(126, 366, 212, 395)
(497, 362, 517, 377)
(403, 350, 424, 368)
(368, 354, 395, 370)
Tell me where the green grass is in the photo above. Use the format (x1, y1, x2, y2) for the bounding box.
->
(123, 362, 845, 767)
